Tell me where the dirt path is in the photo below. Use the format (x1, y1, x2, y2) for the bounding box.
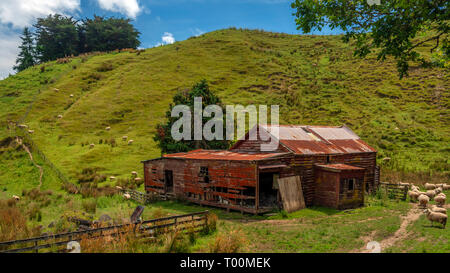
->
(16, 137, 44, 189)
(357, 205, 422, 253)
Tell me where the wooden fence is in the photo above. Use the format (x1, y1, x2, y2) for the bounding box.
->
(0, 211, 209, 253)
(121, 189, 174, 204)
(379, 182, 408, 201)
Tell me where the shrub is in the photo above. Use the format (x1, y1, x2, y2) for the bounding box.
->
(27, 202, 41, 220)
(0, 206, 31, 241)
(202, 213, 218, 235)
(162, 231, 190, 253)
(82, 199, 97, 214)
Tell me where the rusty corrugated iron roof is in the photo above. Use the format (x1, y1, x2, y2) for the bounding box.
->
(162, 149, 290, 161)
(315, 164, 365, 171)
(239, 124, 376, 155)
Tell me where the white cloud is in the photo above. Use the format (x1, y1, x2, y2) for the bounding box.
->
(161, 32, 175, 44)
(190, 28, 204, 37)
(96, 0, 142, 18)
(0, 27, 20, 79)
(0, 0, 80, 28)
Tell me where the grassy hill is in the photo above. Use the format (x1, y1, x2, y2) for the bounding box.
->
(0, 28, 449, 192)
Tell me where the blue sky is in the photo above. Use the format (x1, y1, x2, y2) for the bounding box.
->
(0, 0, 341, 78)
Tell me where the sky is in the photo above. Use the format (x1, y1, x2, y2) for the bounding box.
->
(0, 0, 341, 79)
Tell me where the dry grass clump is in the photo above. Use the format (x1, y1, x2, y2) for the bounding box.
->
(162, 231, 191, 253)
(208, 229, 247, 253)
(81, 199, 97, 214)
(0, 200, 37, 242)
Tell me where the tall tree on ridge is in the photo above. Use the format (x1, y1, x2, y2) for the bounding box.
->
(14, 27, 36, 72)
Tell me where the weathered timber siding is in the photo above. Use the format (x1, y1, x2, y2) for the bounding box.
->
(337, 170, 365, 209)
(314, 169, 339, 208)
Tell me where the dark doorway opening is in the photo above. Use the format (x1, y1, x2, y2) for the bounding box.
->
(164, 170, 173, 193)
(259, 172, 279, 208)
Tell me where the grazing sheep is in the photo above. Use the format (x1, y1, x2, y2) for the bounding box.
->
(128, 140, 134, 145)
(89, 143, 95, 149)
(435, 195, 446, 207)
(123, 193, 131, 200)
(131, 171, 138, 177)
(18, 124, 28, 129)
(134, 178, 143, 182)
(109, 176, 116, 181)
(437, 192, 446, 199)
(12, 195, 20, 201)
(53, 88, 59, 92)
(411, 185, 420, 192)
(435, 187, 443, 194)
(28, 130, 34, 134)
(70, 94, 74, 98)
(418, 194, 430, 208)
(408, 190, 420, 202)
(57, 115, 63, 119)
(443, 184, 450, 190)
(425, 190, 436, 200)
(122, 136, 128, 141)
(423, 209, 447, 229)
(115, 186, 123, 190)
(105, 126, 111, 131)
(431, 205, 447, 215)
(425, 183, 437, 190)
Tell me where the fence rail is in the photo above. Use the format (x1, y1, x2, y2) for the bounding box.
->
(0, 211, 209, 253)
(121, 189, 173, 204)
(379, 182, 408, 201)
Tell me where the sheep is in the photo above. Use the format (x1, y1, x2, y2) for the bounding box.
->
(17, 124, 28, 129)
(28, 130, 34, 134)
(423, 209, 447, 229)
(408, 190, 420, 202)
(424, 190, 436, 200)
(123, 193, 131, 200)
(435, 195, 446, 207)
(418, 194, 430, 208)
(70, 94, 74, 98)
(105, 126, 111, 131)
(131, 171, 138, 177)
(425, 183, 437, 190)
(443, 184, 450, 190)
(134, 177, 143, 182)
(89, 143, 95, 149)
(431, 205, 447, 215)
(399, 182, 410, 188)
(128, 140, 134, 145)
(411, 185, 420, 192)
(115, 186, 123, 191)
(53, 88, 59, 92)
(57, 115, 63, 119)
(109, 176, 116, 181)
(12, 195, 20, 201)
(437, 192, 446, 199)
(122, 136, 128, 141)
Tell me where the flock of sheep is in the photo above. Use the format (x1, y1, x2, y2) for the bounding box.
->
(406, 182, 449, 228)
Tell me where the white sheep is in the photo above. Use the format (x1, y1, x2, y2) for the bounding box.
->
(18, 124, 28, 129)
(70, 94, 74, 98)
(57, 115, 63, 119)
(105, 126, 111, 131)
(423, 208, 447, 229)
(425, 190, 436, 200)
(418, 194, 430, 208)
(12, 195, 20, 201)
(122, 136, 128, 141)
(134, 177, 143, 182)
(411, 185, 420, 192)
(123, 193, 131, 200)
(109, 176, 116, 181)
(131, 171, 138, 177)
(435, 195, 446, 207)
(431, 205, 447, 215)
(89, 143, 95, 149)
(425, 183, 437, 190)
(53, 88, 59, 92)
(408, 190, 420, 202)
(28, 130, 34, 134)
(443, 184, 450, 190)
(128, 140, 134, 145)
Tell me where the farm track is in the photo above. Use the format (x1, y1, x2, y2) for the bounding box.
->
(16, 137, 43, 189)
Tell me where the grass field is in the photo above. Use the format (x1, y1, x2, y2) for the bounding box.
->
(0, 28, 448, 253)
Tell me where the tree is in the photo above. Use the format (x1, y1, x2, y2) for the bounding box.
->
(78, 15, 141, 53)
(154, 80, 231, 154)
(292, 0, 449, 78)
(34, 14, 79, 62)
(14, 28, 36, 72)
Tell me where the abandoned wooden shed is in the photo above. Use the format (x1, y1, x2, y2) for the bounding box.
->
(143, 124, 378, 214)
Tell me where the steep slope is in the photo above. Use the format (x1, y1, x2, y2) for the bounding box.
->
(0, 28, 448, 187)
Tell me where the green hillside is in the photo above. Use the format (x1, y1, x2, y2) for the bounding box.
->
(0, 28, 449, 190)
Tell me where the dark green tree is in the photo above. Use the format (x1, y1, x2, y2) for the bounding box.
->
(14, 27, 36, 72)
(154, 80, 231, 154)
(78, 15, 141, 53)
(34, 14, 79, 62)
(292, 0, 449, 78)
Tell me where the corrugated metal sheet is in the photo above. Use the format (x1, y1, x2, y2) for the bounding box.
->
(162, 149, 289, 161)
(254, 125, 376, 155)
(315, 164, 365, 171)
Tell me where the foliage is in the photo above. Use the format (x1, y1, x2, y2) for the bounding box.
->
(34, 14, 79, 63)
(14, 28, 36, 72)
(154, 79, 232, 154)
(79, 15, 141, 53)
(291, 0, 449, 78)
